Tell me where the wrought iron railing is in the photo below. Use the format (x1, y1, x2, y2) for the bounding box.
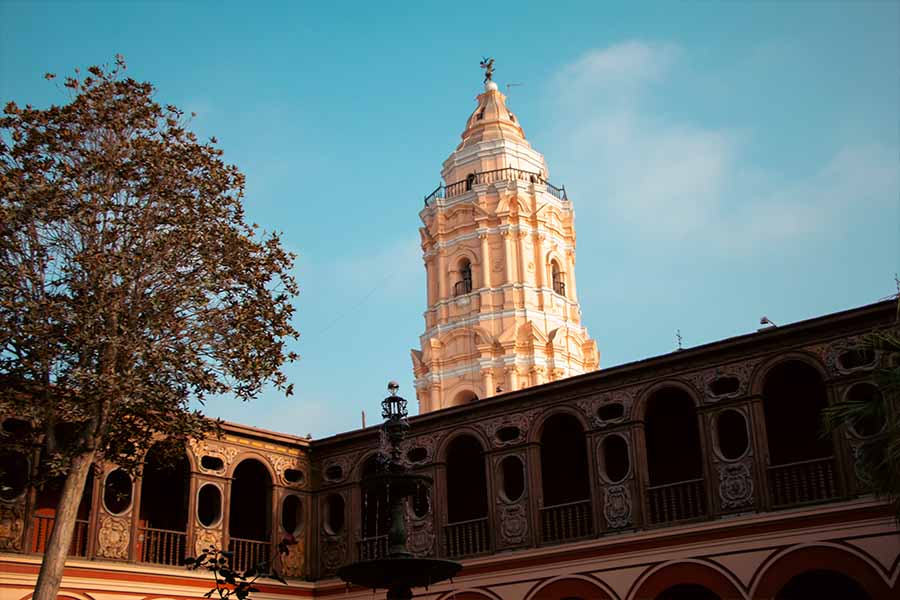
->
(31, 515, 89, 557)
(768, 456, 838, 508)
(553, 280, 566, 296)
(453, 279, 473, 296)
(228, 536, 271, 573)
(138, 526, 187, 566)
(424, 167, 568, 206)
(357, 534, 389, 560)
(647, 478, 707, 525)
(540, 499, 593, 544)
(443, 516, 490, 558)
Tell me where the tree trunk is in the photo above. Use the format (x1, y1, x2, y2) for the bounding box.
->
(32, 450, 96, 600)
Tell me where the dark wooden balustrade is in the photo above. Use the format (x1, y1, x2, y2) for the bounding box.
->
(768, 456, 838, 508)
(540, 499, 593, 544)
(357, 534, 388, 560)
(424, 167, 568, 206)
(31, 515, 89, 557)
(229, 536, 271, 573)
(647, 478, 707, 525)
(443, 517, 490, 558)
(453, 279, 473, 296)
(138, 526, 187, 566)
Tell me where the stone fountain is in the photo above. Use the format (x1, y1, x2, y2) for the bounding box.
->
(337, 383, 461, 599)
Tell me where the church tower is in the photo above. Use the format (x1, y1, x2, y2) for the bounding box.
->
(411, 62, 599, 413)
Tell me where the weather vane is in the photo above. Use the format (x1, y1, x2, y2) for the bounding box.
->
(480, 56, 495, 83)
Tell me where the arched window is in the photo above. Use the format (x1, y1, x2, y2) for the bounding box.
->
(454, 259, 473, 296)
(229, 459, 272, 572)
(359, 455, 390, 559)
(539, 413, 592, 542)
(644, 388, 707, 524)
(776, 570, 869, 600)
(444, 435, 489, 557)
(551, 260, 565, 296)
(762, 361, 837, 507)
(452, 389, 478, 405)
(465, 173, 475, 191)
(138, 441, 190, 565)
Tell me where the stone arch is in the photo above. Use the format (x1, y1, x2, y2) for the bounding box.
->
(437, 325, 495, 353)
(749, 351, 828, 397)
(529, 405, 590, 444)
(437, 426, 490, 463)
(225, 450, 277, 481)
(526, 574, 619, 600)
(629, 559, 745, 600)
(751, 543, 891, 599)
(436, 590, 502, 600)
(353, 450, 382, 481)
(633, 379, 703, 422)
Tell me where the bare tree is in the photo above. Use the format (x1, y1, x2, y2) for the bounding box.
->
(0, 56, 299, 599)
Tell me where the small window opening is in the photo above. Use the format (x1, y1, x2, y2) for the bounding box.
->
(103, 469, 133, 514)
(601, 435, 630, 483)
(496, 426, 521, 443)
(551, 260, 565, 296)
(454, 259, 473, 296)
(499, 455, 525, 502)
(717, 410, 749, 460)
(324, 494, 345, 535)
(325, 465, 343, 481)
(465, 173, 476, 191)
(284, 468, 305, 484)
(0, 451, 29, 501)
(838, 348, 877, 370)
(709, 376, 740, 397)
(406, 447, 428, 463)
(201, 455, 224, 471)
(281, 495, 303, 535)
(597, 403, 625, 422)
(198, 484, 222, 527)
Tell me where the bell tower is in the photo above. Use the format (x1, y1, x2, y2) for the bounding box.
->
(411, 61, 599, 413)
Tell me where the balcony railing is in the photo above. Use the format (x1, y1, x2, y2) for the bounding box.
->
(443, 517, 490, 558)
(453, 279, 473, 296)
(229, 536, 271, 573)
(424, 167, 568, 206)
(540, 499, 593, 544)
(138, 526, 187, 566)
(647, 478, 707, 525)
(552, 280, 566, 296)
(768, 456, 838, 508)
(31, 515, 89, 557)
(358, 534, 388, 560)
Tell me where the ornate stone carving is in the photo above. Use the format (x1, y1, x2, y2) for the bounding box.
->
(96, 514, 130, 559)
(189, 440, 239, 473)
(476, 409, 538, 447)
(576, 390, 635, 429)
(0, 501, 24, 551)
(322, 453, 356, 484)
(497, 502, 528, 546)
(270, 454, 307, 488)
(280, 539, 305, 577)
(401, 432, 439, 466)
(718, 462, 754, 509)
(686, 359, 759, 403)
(194, 527, 221, 555)
(405, 502, 435, 557)
(603, 484, 632, 529)
(321, 536, 346, 575)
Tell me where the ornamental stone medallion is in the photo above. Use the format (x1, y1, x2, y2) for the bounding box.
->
(405, 503, 435, 557)
(603, 485, 632, 529)
(718, 462, 754, 509)
(194, 527, 221, 556)
(321, 537, 346, 575)
(96, 514, 130, 559)
(280, 539, 305, 577)
(497, 502, 528, 546)
(0, 501, 24, 551)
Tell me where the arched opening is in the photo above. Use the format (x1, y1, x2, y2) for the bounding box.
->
(632, 562, 743, 600)
(452, 389, 478, 405)
(539, 413, 592, 543)
(31, 469, 94, 557)
(550, 260, 565, 296)
(601, 434, 630, 483)
(454, 258, 473, 296)
(529, 578, 615, 600)
(465, 172, 475, 191)
(198, 484, 222, 528)
(359, 454, 390, 559)
(644, 388, 706, 524)
(762, 361, 837, 507)
(444, 435, 489, 557)
(498, 455, 525, 503)
(323, 493, 345, 535)
(138, 441, 190, 565)
(716, 410, 749, 460)
(281, 494, 303, 538)
(228, 458, 272, 572)
(103, 468, 133, 515)
(776, 570, 870, 600)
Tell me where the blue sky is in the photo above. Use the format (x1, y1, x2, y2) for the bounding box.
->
(2, 1, 898, 439)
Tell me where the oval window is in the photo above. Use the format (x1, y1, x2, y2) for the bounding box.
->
(281, 494, 303, 534)
(406, 447, 427, 463)
(597, 403, 624, 421)
(284, 468, 305, 484)
(0, 452, 29, 501)
(846, 383, 885, 437)
(709, 376, 740, 397)
(325, 465, 343, 481)
(103, 469, 133, 514)
(201, 455, 224, 471)
(602, 435, 630, 483)
(499, 455, 525, 502)
(496, 426, 521, 443)
(197, 483, 222, 526)
(838, 348, 876, 371)
(411, 485, 430, 518)
(717, 410, 749, 460)
(324, 494, 345, 535)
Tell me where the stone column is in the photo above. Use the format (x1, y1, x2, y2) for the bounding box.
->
(502, 229, 515, 285)
(429, 382, 442, 411)
(481, 368, 495, 399)
(505, 366, 519, 391)
(479, 232, 491, 289)
(566, 249, 578, 302)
